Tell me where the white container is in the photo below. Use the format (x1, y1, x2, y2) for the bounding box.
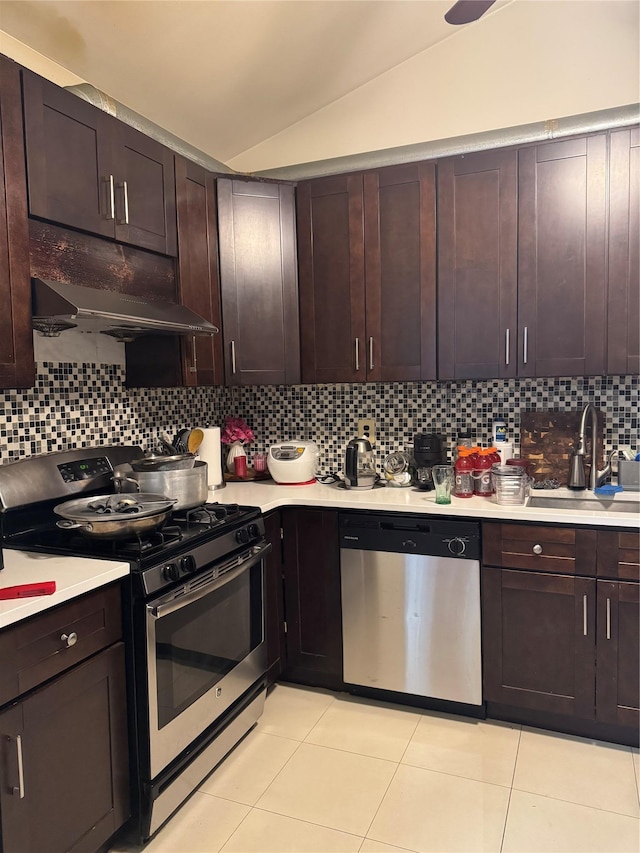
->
(495, 442, 514, 466)
(492, 418, 508, 444)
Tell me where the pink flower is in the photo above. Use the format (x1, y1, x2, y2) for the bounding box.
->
(221, 416, 255, 445)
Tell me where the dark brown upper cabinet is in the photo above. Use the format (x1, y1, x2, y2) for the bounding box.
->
(607, 126, 639, 375)
(518, 134, 607, 377)
(0, 55, 34, 390)
(218, 177, 300, 386)
(175, 157, 224, 387)
(297, 165, 436, 384)
(437, 148, 518, 380)
(22, 70, 177, 256)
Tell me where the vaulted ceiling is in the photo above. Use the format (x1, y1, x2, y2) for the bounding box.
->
(0, 0, 637, 174)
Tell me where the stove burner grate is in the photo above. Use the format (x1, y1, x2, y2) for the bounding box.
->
(173, 502, 241, 526)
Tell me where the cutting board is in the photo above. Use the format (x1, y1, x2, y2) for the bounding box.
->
(519, 411, 604, 485)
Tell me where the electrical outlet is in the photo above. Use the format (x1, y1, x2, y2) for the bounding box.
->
(357, 418, 376, 445)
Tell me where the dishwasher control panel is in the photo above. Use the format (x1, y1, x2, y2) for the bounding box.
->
(339, 512, 480, 560)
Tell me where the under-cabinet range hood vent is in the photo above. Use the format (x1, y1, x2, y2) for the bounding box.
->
(32, 278, 219, 340)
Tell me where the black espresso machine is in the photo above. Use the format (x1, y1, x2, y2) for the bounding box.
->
(412, 433, 448, 490)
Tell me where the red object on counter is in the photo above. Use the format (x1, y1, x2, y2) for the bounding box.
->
(453, 449, 474, 498)
(233, 455, 247, 477)
(0, 581, 56, 600)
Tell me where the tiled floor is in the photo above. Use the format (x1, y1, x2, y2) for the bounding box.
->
(113, 684, 640, 853)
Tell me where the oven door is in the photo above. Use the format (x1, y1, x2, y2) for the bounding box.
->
(145, 541, 269, 778)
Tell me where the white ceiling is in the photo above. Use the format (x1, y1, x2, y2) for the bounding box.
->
(0, 0, 637, 174)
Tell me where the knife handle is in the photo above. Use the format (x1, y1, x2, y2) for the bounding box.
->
(0, 581, 57, 600)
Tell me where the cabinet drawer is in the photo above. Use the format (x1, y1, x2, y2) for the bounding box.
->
(0, 583, 122, 706)
(482, 522, 597, 575)
(596, 530, 640, 580)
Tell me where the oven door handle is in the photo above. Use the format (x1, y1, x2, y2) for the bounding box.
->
(147, 541, 271, 620)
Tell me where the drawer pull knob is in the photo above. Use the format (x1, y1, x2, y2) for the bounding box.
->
(532, 544, 543, 555)
(61, 632, 78, 648)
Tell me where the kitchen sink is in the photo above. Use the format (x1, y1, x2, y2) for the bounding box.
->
(528, 494, 640, 514)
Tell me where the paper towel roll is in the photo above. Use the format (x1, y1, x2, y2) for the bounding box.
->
(197, 427, 223, 488)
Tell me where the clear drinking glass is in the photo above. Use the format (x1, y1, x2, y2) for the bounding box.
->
(253, 453, 268, 472)
(432, 465, 454, 505)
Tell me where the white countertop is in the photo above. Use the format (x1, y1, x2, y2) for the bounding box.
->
(1, 482, 635, 629)
(215, 480, 640, 528)
(0, 550, 129, 629)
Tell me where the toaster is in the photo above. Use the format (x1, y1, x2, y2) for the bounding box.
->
(267, 441, 319, 485)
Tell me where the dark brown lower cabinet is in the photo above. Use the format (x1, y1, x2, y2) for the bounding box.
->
(281, 508, 343, 689)
(264, 510, 286, 685)
(482, 567, 596, 718)
(0, 642, 130, 853)
(596, 580, 640, 728)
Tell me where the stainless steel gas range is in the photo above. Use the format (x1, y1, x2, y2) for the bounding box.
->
(0, 447, 270, 843)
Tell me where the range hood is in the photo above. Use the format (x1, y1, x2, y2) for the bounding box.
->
(31, 278, 219, 340)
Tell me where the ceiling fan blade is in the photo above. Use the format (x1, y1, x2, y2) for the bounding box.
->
(445, 0, 497, 25)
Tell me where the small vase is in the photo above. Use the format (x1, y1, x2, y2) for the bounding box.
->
(226, 441, 247, 473)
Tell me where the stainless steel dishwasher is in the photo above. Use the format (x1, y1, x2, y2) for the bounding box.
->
(339, 513, 482, 707)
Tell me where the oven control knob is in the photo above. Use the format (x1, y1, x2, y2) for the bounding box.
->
(162, 563, 180, 582)
(248, 523, 260, 540)
(180, 555, 196, 574)
(236, 527, 250, 545)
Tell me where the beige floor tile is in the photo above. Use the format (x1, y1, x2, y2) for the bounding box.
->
(360, 840, 421, 852)
(221, 808, 363, 852)
(305, 694, 421, 761)
(402, 712, 520, 787)
(255, 742, 397, 836)
(502, 789, 640, 853)
(368, 764, 510, 853)
(199, 730, 300, 805)
(633, 748, 639, 801)
(514, 728, 640, 818)
(257, 683, 336, 740)
(141, 792, 249, 853)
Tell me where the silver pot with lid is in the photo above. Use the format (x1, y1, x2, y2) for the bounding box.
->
(114, 461, 208, 511)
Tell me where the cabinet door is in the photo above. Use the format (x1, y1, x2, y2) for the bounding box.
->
(22, 70, 114, 240)
(115, 122, 177, 256)
(0, 642, 130, 853)
(264, 510, 286, 684)
(175, 157, 223, 386)
(596, 580, 640, 729)
(518, 135, 607, 377)
(281, 508, 343, 689)
(438, 149, 518, 379)
(483, 567, 596, 718)
(608, 126, 639, 374)
(0, 56, 34, 389)
(298, 174, 366, 383)
(218, 178, 300, 385)
(364, 163, 436, 381)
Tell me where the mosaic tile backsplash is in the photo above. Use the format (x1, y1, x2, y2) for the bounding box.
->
(1, 363, 637, 479)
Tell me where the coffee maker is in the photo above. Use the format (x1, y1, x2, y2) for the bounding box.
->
(412, 433, 448, 490)
(344, 437, 377, 490)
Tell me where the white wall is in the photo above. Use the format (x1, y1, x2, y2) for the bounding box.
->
(228, 0, 640, 172)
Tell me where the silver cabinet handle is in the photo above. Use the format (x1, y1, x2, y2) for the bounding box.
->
(523, 326, 529, 364)
(583, 594, 588, 636)
(189, 335, 197, 373)
(369, 337, 374, 371)
(122, 180, 129, 225)
(61, 632, 78, 648)
(117, 180, 130, 225)
(104, 175, 115, 220)
(505, 329, 510, 366)
(606, 597, 611, 640)
(532, 544, 543, 555)
(6, 735, 25, 798)
(231, 341, 237, 374)
(355, 338, 360, 372)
